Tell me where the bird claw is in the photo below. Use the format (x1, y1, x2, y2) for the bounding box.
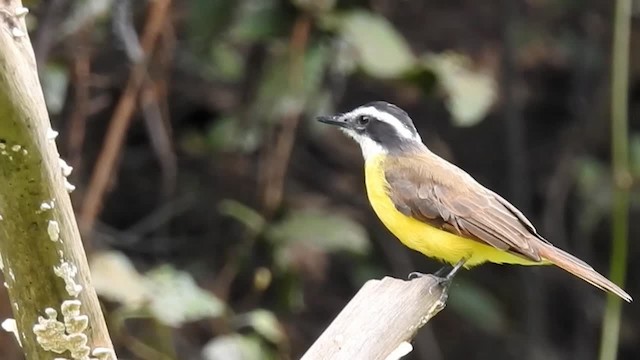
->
(408, 259, 467, 286)
(408, 265, 450, 280)
(408, 271, 426, 280)
(408, 270, 454, 294)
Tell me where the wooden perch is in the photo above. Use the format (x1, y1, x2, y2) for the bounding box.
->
(301, 275, 448, 360)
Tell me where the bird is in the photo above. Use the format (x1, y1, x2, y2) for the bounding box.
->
(317, 101, 631, 302)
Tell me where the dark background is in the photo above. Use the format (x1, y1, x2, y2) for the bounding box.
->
(0, 0, 638, 359)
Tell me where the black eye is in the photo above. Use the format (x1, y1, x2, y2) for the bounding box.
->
(357, 115, 371, 126)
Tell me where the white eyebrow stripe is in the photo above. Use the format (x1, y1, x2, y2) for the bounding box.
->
(345, 106, 420, 141)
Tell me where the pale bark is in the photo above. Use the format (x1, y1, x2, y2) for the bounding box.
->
(0, 1, 116, 359)
(301, 276, 447, 360)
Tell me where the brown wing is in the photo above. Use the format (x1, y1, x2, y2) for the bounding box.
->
(384, 154, 548, 262)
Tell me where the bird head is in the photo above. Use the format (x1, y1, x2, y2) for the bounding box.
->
(317, 101, 424, 159)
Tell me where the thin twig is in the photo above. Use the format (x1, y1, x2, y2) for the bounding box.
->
(116, 0, 178, 197)
(79, 0, 172, 236)
(140, 84, 177, 197)
(260, 14, 311, 216)
(599, 0, 632, 359)
(150, 23, 178, 198)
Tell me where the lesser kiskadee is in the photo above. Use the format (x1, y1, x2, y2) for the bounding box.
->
(317, 101, 631, 302)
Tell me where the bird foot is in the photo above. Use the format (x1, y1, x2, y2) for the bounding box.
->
(408, 266, 449, 280)
(408, 259, 467, 286)
(408, 270, 454, 288)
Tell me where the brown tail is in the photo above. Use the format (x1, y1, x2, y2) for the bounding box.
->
(536, 244, 632, 302)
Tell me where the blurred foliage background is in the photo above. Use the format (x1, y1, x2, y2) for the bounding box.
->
(1, 0, 639, 359)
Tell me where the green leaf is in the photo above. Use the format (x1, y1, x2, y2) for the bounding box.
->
(338, 10, 415, 78)
(230, 0, 287, 43)
(291, 0, 337, 14)
(188, 0, 239, 55)
(267, 210, 370, 255)
(279, 43, 331, 117)
(90, 252, 227, 327)
(301, 44, 330, 100)
(206, 117, 237, 151)
(208, 43, 245, 82)
(179, 129, 209, 155)
(250, 43, 329, 124)
(207, 116, 263, 153)
(448, 280, 508, 334)
(90, 251, 150, 307)
(41, 64, 69, 115)
(218, 199, 266, 234)
(422, 52, 497, 127)
(403, 66, 438, 95)
(202, 334, 268, 360)
(234, 309, 286, 344)
(145, 265, 227, 326)
(250, 51, 291, 123)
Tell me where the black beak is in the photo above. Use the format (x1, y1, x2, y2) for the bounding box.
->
(316, 115, 348, 129)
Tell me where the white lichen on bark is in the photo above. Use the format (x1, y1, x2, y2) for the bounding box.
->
(384, 341, 413, 360)
(33, 301, 90, 360)
(47, 220, 61, 242)
(47, 128, 59, 140)
(10, 27, 25, 38)
(40, 200, 55, 211)
(59, 158, 73, 177)
(53, 262, 83, 297)
(64, 179, 76, 193)
(14, 6, 29, 17)
(32, 301, 112, 360)
(59, 157, 75, 193)
(92, 347, 117, 360)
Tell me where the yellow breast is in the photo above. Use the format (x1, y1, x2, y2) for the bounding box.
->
(364, 155, 538, 267)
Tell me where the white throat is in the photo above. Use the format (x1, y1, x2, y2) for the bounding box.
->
(340, 129, 387, 161)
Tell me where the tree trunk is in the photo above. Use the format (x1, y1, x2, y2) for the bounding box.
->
(0, 1, 116, 359)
